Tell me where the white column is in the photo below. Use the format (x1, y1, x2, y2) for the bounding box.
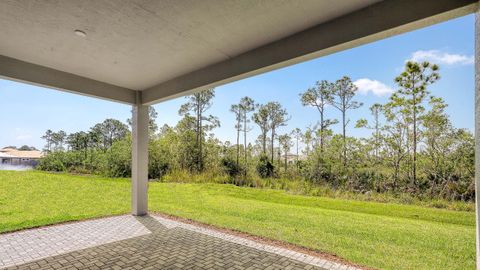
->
(476, 8, 480, 270)
(131, 92, 149, 216)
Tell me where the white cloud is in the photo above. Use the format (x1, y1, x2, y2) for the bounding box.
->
(354, 78, 393, 97)
(409, 50, 473, 65)
(15, 134, 32, 140)
(13, 128, 33, 141)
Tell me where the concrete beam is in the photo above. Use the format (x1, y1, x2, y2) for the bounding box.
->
(0, 55, 137, 105)
(131, 92, 149, 216)
(142, 0, 477, 105)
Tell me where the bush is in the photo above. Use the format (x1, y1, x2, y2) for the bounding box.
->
(301, 155, 334, 185)
(149, 139, 171, 179)
(37, 152, 66, 172)
(256, 154, 274, 178)
(106, 138, 131, 177)
(221, 157, 242, 177)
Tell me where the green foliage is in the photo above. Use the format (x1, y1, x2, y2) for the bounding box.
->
(37, 152, 66, 172)
(252, 104, 270, 154)
(36, 61, 475, 204)
(178, 88, 219, 172)
(41, 129, 67, 152)
(18, 145, 37, 151)
(149, 137, 171, 179)
(106, 136, 131, 177)
(221, 156, 242, 178)
(256, 154, 274, 178)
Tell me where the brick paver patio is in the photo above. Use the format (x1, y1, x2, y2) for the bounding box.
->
(0, 215, 360, 270)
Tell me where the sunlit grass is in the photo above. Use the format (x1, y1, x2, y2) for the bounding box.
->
(0, 170, 130, 233)
(0, 171, 475, 269)
(150, 183, 475, 270)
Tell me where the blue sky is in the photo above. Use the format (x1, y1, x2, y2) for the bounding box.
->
(0, 15, 474, 149)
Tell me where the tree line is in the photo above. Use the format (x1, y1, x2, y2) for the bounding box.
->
(38, 61, 474, 202)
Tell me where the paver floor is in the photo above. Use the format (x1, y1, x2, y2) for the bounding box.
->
(0, 215, 359, 270)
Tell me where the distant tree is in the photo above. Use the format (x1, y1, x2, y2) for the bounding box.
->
(174, 115, 199, 171)
(91, 119, 129, 151)
(179, 88, 220, 171)
(278, 134, 292, 171)
(330, 76, 363, 167)
(356, 103, 382, 162)
(276, 144, 282, 167)
(421, 96, 451, 194)
(370, 104, 382, 162)
(303, 127, 313, 156)
(240, 97, 256, 167)
(266, 102, 289, 163)
(423, 97, 449, 159)
(382, 94, 410, 189)
(41, 129, 54, 152)
(252, 104, 270, 155)
(18, 145, 31, 151)
(66, 131, 90, 159)
(52, 130, 67, 151)
(41, 130, 66, 152)
(230, 103, 243, 166)
(291, 128, 302, 168)
(66, 131, 89, 151)
(394, 61, 439, 187)
(300, 80, 337, 152)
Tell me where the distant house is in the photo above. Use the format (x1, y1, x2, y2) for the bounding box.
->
(282, 154, 307, 165)
(0, 148, 44, 167)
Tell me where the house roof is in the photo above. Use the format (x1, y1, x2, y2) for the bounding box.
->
(0, 152, 15, 158)
(0, 148, 43, 159)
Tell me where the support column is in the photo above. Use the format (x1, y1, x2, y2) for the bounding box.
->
(131, 92, 149, 216)
(476, 7, 480, 270)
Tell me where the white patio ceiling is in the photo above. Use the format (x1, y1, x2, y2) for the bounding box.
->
(0, 0, 477, 105)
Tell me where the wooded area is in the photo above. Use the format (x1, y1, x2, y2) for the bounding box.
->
(37, 61, 475, 204)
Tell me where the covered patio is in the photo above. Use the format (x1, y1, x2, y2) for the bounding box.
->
(0, 0, 479, 269)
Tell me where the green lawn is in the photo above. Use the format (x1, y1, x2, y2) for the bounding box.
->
(0, 171, 475, 270)
(0, 171, 131, 232)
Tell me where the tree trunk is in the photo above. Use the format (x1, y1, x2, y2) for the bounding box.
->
(296, 137, 299, 170)
(196, 104, 200, 147)
(262, 132, 267, 154)
(412, 94, 417, 188)
(277, 147, 281, 166)
(198, 110, 203, 172)
(375, 114, 379, 162)
(271, 127, 275, 162)
(243, 114, 247, 177)
(236, 118, 240, 166)
(320, 111, 324, 153)
(342, 110, 346, 167)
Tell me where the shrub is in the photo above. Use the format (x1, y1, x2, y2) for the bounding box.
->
(256, 154, 274, 178)
(149, 139, 171, 179)
(221, 157, 242, 177)
(106, 138, 131, 177)
(37, 152, 66, 172)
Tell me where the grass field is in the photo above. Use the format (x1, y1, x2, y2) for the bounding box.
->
(0, 171, 475, 270)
